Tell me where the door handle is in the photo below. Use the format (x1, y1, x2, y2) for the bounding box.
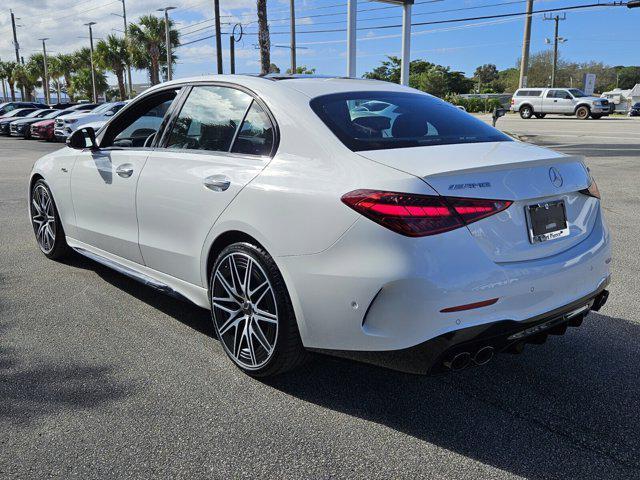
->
(116, 163, 134, 178)
(203, 175, 231, 192)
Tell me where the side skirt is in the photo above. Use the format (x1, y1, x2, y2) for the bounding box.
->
(67, 237, 210, 309)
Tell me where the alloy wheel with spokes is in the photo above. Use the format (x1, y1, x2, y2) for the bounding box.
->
(31, 183, 57, 254)
(211, 251, 280, 371)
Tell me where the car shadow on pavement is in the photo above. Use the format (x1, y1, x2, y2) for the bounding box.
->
(60, 254, 215, 338)
(265, 312, 640, 479)
(0, 323, 137, 425)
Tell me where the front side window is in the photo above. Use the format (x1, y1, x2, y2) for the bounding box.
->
(310, 91, 510, 152)
(167, 86, 253, 152)
(101, 89, 179, 148)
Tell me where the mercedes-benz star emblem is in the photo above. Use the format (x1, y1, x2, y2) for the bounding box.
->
(549, 167, 563, 188)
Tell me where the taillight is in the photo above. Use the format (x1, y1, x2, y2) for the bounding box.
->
(341, 189, 512, 237)
(580, 176, 601, 199)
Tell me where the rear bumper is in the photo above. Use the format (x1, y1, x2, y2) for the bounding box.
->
(312, 282, 610, 375)
(279, 205, 611, 352)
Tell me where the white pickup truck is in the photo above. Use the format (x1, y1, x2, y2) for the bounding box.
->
(510, 88, 610, 120)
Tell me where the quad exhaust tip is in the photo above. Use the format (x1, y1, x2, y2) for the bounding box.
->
(474, 346, 494, 365)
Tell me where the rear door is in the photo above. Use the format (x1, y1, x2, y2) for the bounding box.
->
(137, 84, 276, 285)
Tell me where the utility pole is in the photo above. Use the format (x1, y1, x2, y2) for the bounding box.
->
(290, 0, 296, 74)
(10, 10, 25, 100)
(347, 0, 357, 77)
(518, 0, 534, 88)
(158, 7, 176, 81)
(544, 13, 566, 88)
(400, 1, 412, 86)
(85, 22, 98, 102)
(214, 0, 223, 74)
(39, 38, 50, 104)
(121, 0, 133, 97)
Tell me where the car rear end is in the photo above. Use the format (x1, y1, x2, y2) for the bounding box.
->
(284, 88, 611, 374)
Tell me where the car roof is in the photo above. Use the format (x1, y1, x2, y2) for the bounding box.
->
(143, 74, 411, 99)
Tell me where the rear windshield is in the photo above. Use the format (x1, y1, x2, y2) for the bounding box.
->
(310, 91, 510, 152)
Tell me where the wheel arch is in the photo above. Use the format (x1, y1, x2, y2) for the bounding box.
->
(519, 103, 534, 112)
(574, 103, 591, 113)
(202, 228, 310, 344)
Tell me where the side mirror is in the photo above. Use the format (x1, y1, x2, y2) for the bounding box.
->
(492, 108, 508, 127)
(67, 127, 98, 150)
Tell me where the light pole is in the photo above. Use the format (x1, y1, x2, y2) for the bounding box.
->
(230, 23, 243, 74)
(39, 38, 50, 104)
(157, 7, 176, 81)
(84, 22, 98, 102)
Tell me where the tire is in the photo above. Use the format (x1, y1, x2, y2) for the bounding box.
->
(209, 242, 307, 377)
(576, 106, 590, 120)
(519, 105, 533, 119)
(534, 113, 546, 119)
(30, 179, 71, 260)
(591, 114, 602, 120)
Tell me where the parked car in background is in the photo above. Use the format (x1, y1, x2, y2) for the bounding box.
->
(54, 102, 126, 142)
(29, 75, 610, 378)
(0, 108, 39, 134)
(11, 109, 69, 139)
(510, 88, 610, 119)
(0, 101, 48, 116)
(629, 102, 640, 117)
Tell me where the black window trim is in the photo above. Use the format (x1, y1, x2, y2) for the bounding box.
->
(157, 81, 279, 159)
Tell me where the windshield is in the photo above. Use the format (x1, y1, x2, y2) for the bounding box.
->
(310, 91, 510, 152)
(44, 110, 62, 119)
(91, 103, 113, 114)
(568, 89, 587, 98)
(26, 110, 46, 118)
(3, 109, 29, 117)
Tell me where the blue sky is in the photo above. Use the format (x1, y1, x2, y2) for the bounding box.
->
(171, 0, 638, 79)
(1, 0, 637, 86)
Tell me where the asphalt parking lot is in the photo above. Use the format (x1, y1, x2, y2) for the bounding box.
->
(1, 115, 640, 479)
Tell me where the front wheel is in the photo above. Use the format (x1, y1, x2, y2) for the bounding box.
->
(576, 106, 590, 120)
(30, 179, 71, 259)
(534, 113, 546, 119)
(591, 114, 602, 119)
(519, 106, 533, 119)
(209, 242, 307, 377)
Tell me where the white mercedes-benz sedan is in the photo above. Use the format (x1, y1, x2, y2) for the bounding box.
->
(29, 75, 611, 377)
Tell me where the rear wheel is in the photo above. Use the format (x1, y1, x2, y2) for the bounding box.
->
(519, 105, 533, 119)
(30, 179, 71, 260)
(534, 113, 546, 119)
(209, 242, 307, 377)
(576, 106, 590, 120)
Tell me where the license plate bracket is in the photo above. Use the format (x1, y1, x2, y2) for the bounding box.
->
(525, 200, 569, 244)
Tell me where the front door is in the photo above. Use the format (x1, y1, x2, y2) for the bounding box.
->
(69, 90, 180, 263)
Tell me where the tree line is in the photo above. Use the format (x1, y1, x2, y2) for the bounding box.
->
(0, 15, 180, 103)
(365, 53, 640, 97)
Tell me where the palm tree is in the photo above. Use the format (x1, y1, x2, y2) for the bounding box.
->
(48, 56, 64, 103)
(257, 0, 270, 75)
(55, 53, 75, 101)
(95, 35, 128, 100)
(69, 67, 108, 101)
(0, 61, 18, 101)
(128, 15, 179, 85)
(13, 61, 41, 102)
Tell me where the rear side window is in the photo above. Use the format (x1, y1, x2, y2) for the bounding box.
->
(310, 91, 510, 152)
(515, 90, 542, 97)
(231, 101, 274, 156)
(167, 86, 252, 152)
